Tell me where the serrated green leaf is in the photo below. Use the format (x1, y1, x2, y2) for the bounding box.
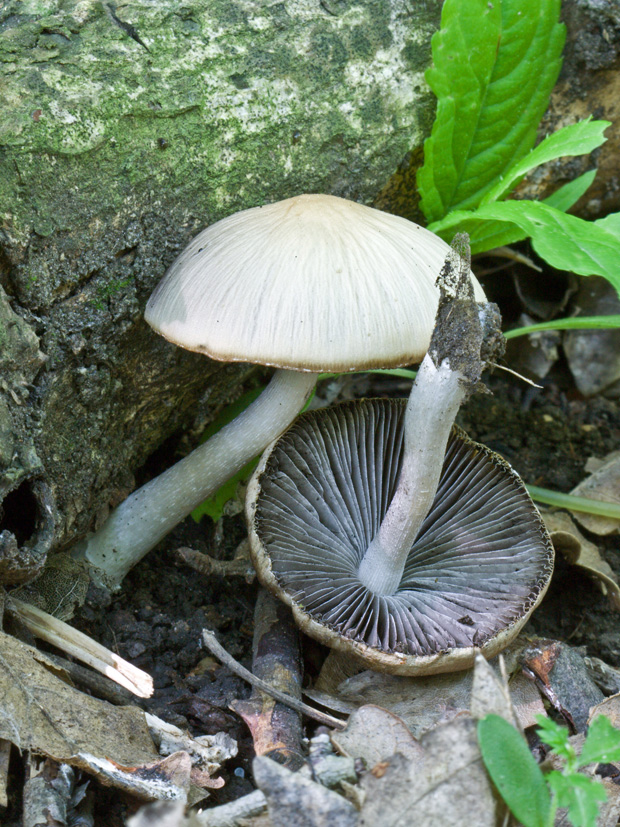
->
(430, 210, 528, 254)
(546, 771, 606, 827)
(418, 0, 565, 223)
(432, 200, 620, 293)
(578, 715, 620, 768)
(481, 119, 609, 204)
(478, 715, 551, 827)
(433, 170, 598, 254)
(544, 169, 598, 213)
(536, 715, 574, 761)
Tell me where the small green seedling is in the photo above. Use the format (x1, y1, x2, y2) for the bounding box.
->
(478, 713, 620, 827)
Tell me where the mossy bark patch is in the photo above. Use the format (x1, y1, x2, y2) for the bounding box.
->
(0, 0, 439, 267)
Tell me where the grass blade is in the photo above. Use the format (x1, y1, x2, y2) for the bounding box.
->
(504, 315, 620, 339)
(480, 119, 609, 205)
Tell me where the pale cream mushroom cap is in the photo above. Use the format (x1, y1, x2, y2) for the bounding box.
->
(145, 194, 486, 373)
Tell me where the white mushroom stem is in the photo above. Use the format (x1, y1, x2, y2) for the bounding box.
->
(357, 354, 467, 595)
(357, 234, 503, 597)
(77, 369, 318, 588)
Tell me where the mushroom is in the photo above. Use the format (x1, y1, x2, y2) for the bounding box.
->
(246, 237, 554, 674)
(77, 195, 485, 588)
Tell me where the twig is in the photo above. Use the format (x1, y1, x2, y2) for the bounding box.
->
(7, 597, 153, 698)
(202, 629, 347, 730)
(44, 652, 135, 706)
(231, 589, 304, 768)
(195, 789, 267, 826)
(176, 544, 255, 583)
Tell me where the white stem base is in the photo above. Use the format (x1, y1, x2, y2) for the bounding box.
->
(357, 355, 466, 595)
(78, 369, 318, 588)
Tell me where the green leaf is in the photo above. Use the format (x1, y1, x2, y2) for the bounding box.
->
(418, 0, 565, 223)
(468, 220, 529, 255)
(431, 210, 528, 254)
(480, 119, 609, 205)
(596, 212, 620, 235)
(544, 170, 598, 213)
(546, 771, 606, 827)
(433, 170, 598, 255)
(579, 715, 620, 768)
(536, 715, 574, 761)
(504, 315, 620, 339)
(478, 715, 551, 827)
(191, 456, 260, 523)
(432, 200, 620, 294)
(190, 386, 264, 523)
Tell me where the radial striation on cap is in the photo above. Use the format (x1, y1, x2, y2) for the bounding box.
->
(145, 194, 485, 373)
(248, 399, 554, 673)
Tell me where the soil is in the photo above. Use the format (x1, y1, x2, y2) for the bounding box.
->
(3, 258, 620, 825)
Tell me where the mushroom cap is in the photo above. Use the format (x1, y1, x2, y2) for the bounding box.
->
(145, 194, 486, 373)
(246, 399, 554, 676)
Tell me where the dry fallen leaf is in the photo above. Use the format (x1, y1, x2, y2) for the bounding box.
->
(470, 654, 518, 726)
(253, 756, 358, 827)
(509, 671, 547, 730)
(330, 705, 424, 768)
(588, 693, 620, 729)
(79, 750, 198, 801)
(542, 511, 620, 609)
(127, 800, 202, 827)
(0, 629, 225, 801)
(358, 716, 497, 827)
(307, 669, 472, 739)
(0, 629, 157, 766)
(569, 451, 620, 536)
(146, 713, 237, 785)
(308, 643, 536, 740)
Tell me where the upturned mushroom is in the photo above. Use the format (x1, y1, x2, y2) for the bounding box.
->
(246, 237, 554, 674)
(76, 195, 485, 588)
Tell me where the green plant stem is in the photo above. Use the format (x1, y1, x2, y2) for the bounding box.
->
(318, 368, 418, 381)
(527, 485, 620, 520)
(505, 315, 620, 339)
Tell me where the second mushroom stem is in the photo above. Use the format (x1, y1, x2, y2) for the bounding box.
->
(357, 234, 504, 597)
(78, 369, 318, 588)
(356, 355, 467, 596)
